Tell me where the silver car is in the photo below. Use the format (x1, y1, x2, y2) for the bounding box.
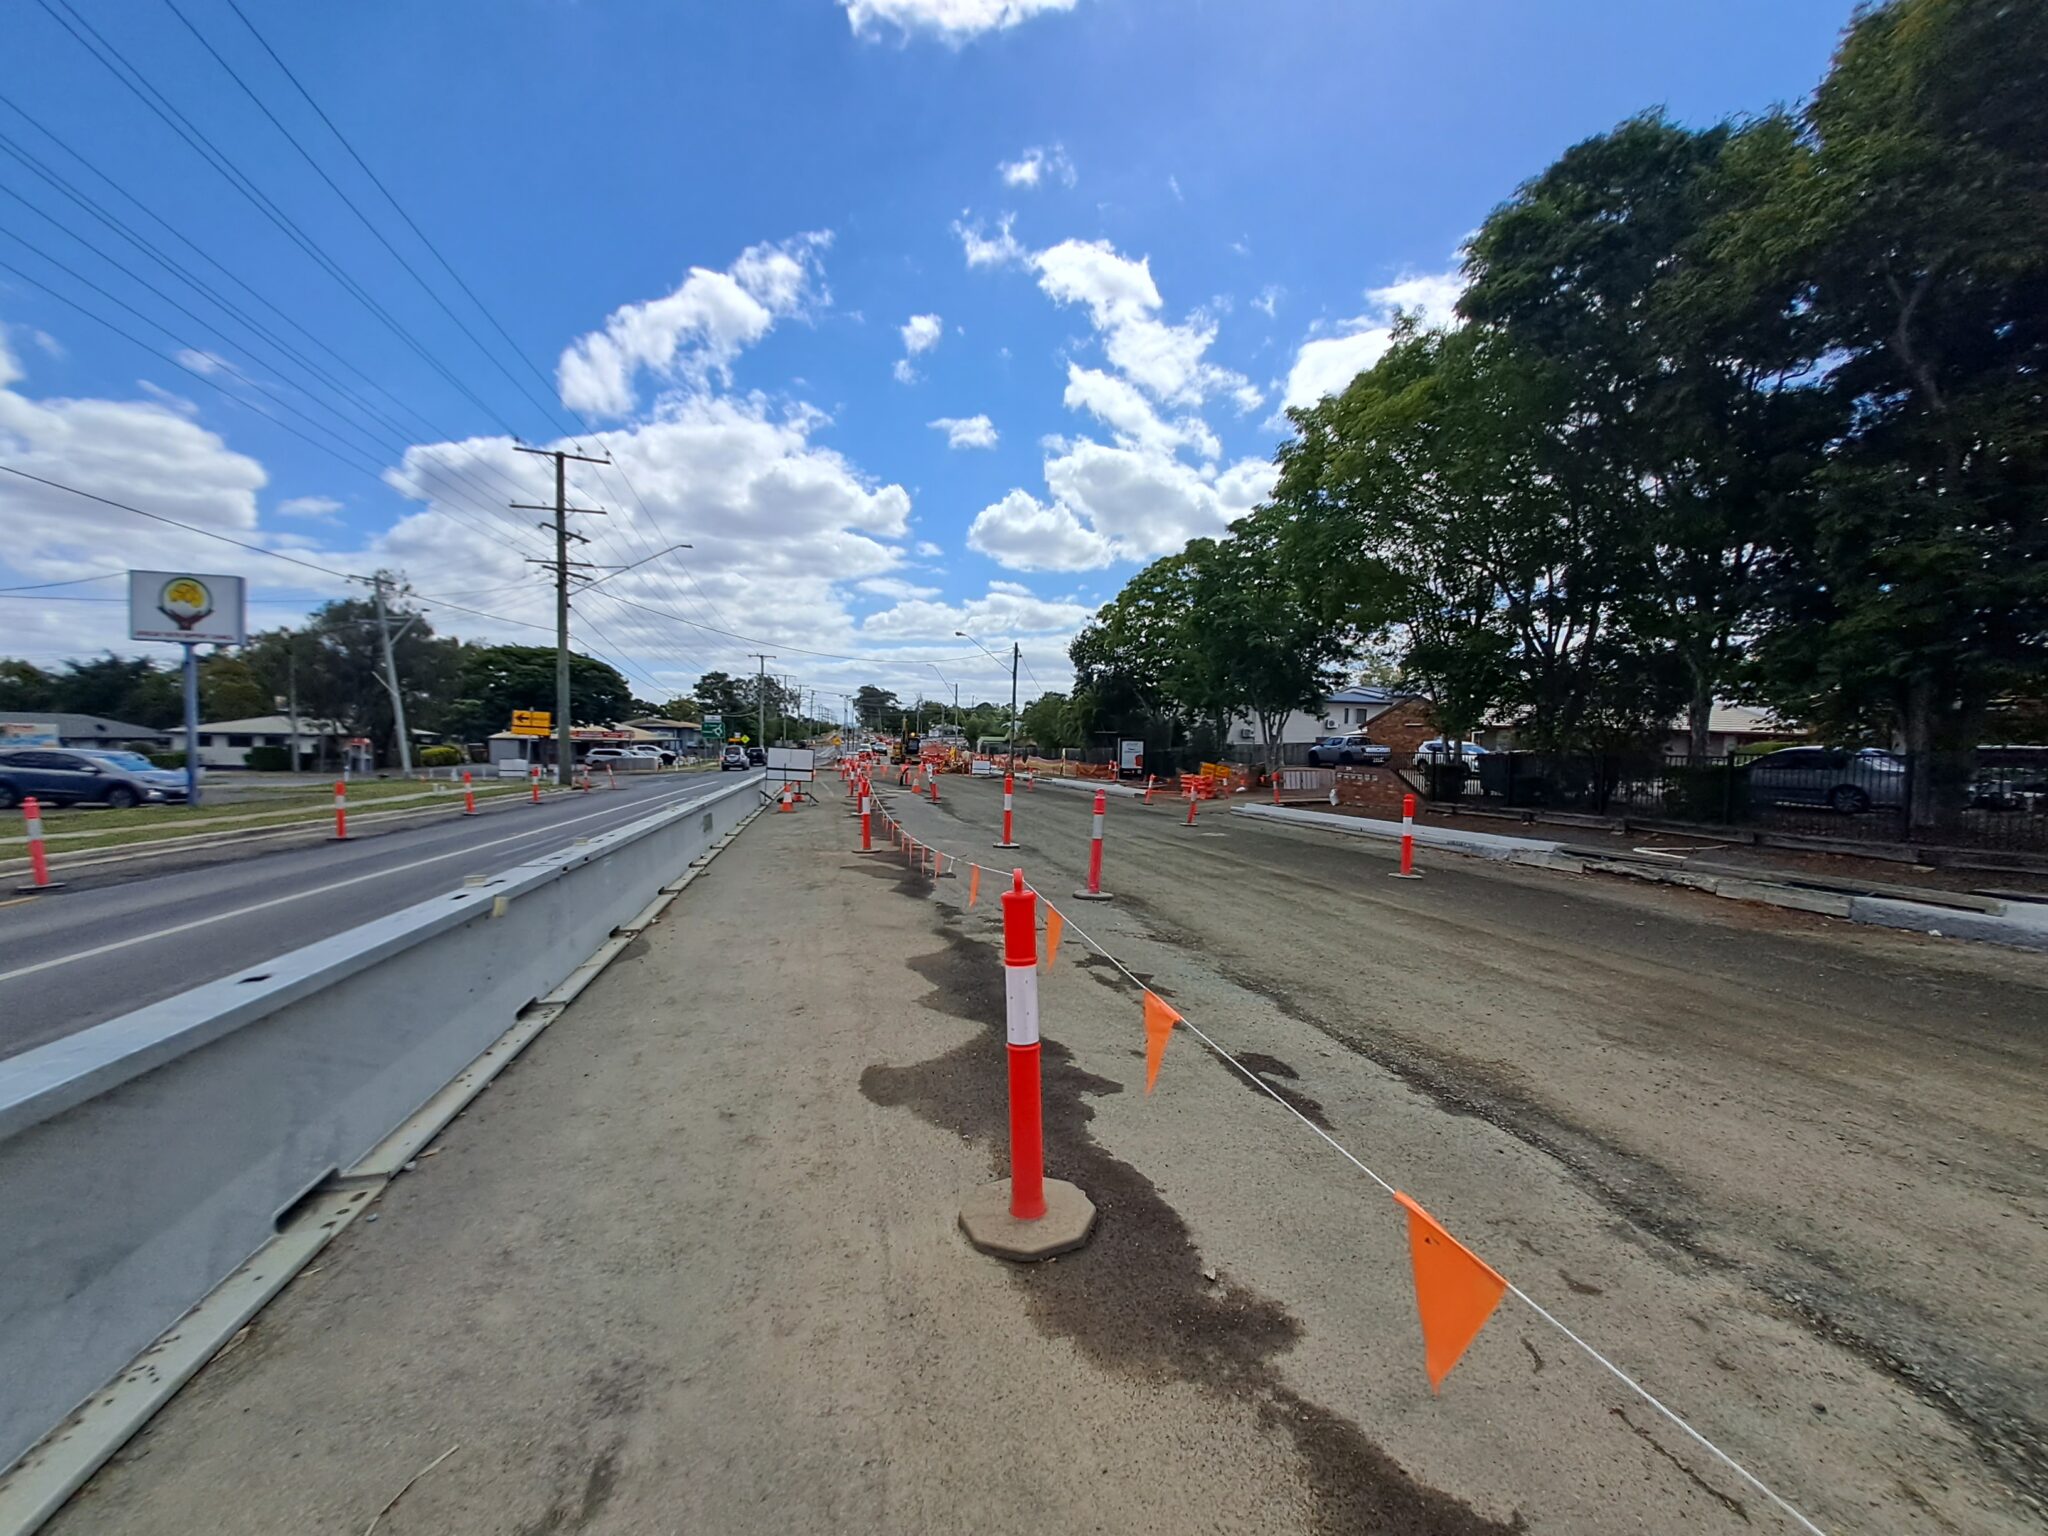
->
(1743, 746, 1905, 814)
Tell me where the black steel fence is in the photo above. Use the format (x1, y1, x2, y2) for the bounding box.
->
(1421, 748, 2048, 854)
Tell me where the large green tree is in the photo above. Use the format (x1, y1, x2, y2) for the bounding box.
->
(1460, 112, 1828, 758)
(444, 645, 634, 740)
(1741, 0, 2048, 828)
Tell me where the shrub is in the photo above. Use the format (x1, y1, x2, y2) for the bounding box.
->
(1662, 763, 1750, 822)
(243, 745, 292, 771)
(148, 751, 187, 770)
(419, 744, 466, 767)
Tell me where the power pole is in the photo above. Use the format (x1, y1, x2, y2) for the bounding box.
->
(367, 574, 421, 774)
(514, 445, 611, 786)
(285, 631, 301, 775)
(1008, 642, 1019, 767)
(749, 653, 775, 754)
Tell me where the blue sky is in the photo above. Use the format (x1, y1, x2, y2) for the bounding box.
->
(0, 0, 1856, 713)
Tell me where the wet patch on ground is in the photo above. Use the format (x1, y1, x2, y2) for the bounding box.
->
(1228, 1051, 1334, 1131)
(858, 883, 1524, 1536)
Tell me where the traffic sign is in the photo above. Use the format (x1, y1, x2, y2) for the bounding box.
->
(704, 714, 724, 742)
(510, 709, 553, 737)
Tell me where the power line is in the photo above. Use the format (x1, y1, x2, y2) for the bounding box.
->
(36, 0, 525, 439)
(592, 590, 992, 668)
(0, 464, 356, 580)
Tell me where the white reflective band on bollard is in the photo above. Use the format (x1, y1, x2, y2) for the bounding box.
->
(1004, 965, 1040, 1047)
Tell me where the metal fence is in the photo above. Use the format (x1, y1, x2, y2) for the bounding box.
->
(1420, 748, 2048, 853)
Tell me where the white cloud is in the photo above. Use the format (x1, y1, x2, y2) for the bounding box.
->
(966, 442, 1274, 574)
(175, 348, 229, 376)
(1282, 264, 1465, 410)
(999, 145, 1075, 189)
(954, 212, 1027, 269)
(1167, 174, 1183, 202)
(862, 580, 1091, 640)
(900, 313, 943, 355)
(1253, 285, 1282, 318)
(929, 414, 998, 449)
(840, 0, 1079, 42)
(1061, 365, 1216, 459)
(857, 576, 941, 600)
(1031, 238, 1254, 407)
(892, 358, 919, 386)
(915, 540, 944, 558)
(966, 488, 1112, 572)
(277, 495, 343, 519)
(0, 334, 285, 658)
(555, 232, 831, 417)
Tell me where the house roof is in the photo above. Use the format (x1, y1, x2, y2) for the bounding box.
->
(1668, 703, 1787, 736)
(196, 715, 346, 734)
(0, 710, 172, 741)
(1326, 685, 1417, 707)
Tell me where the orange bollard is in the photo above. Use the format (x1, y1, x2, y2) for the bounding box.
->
(330, 779, 353, 841)
(1074, 789, 1113, 901)
(14, 796, 63, 893)
(530, 764, 542, 805)
(1143, 774, 1157, 805)
(461, 770, 479, 817)
(1391, 792, 1422, 879)
(995, 773, 1019, 849)
(1183, 789, 1199, 828)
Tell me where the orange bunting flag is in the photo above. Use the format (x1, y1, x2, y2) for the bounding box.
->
(1393, 1192, 1506, 1393)
(968, 864, 982, 908)
(1142, 991, 1180, 1094)
(1043, 906, 1065, 970)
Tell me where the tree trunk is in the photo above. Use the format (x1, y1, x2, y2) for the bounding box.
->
(1902, 678, 1975, 837)
(1687, 689, 1713, 764)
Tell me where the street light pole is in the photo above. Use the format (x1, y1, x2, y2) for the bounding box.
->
(957, 630, 1021, 769)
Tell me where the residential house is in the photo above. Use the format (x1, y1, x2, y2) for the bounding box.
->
(1225, 686, 1431, 749)
(194, 714, 345, 770)
(619, 716, 703, 751)
(0, 711, 171, 750)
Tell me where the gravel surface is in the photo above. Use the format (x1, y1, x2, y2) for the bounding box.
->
(47, 779, 2046, 1534)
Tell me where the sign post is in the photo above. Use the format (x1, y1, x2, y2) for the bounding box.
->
(129, 571, 246, 808)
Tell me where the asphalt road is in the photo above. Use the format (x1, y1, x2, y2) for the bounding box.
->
(873, 771, 2048, 1530)
(0, 769, 763, 1059)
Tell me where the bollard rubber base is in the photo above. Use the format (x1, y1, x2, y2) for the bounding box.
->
(1070, 889, 1115, 902)
(959, 1177, 1097, 1261)
(13, 881, 65, 895)
(327, 834, 355, 842)
(993, 840, 1020, 849)
(1388, 871, 1423, 880)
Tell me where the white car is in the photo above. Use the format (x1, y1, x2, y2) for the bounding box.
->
(1414, 738, 1488, 770)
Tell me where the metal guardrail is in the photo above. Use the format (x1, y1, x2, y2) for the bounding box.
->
(0, 774, 762, 1479)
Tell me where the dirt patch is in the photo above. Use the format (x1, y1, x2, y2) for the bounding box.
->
(859, 892, 1523, 1536)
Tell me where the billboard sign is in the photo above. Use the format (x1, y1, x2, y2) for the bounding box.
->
(128, 571, 246, 646)
(0, 721, 60, 747)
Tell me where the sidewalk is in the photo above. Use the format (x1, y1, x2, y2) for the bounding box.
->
(43, 786, 2029, 1535)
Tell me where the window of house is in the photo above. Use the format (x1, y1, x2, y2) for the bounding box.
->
(228, 734, 252, 747)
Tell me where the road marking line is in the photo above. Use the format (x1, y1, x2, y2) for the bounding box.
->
(0, 782, 734, 986)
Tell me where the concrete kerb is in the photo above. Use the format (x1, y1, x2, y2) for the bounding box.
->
(1231, 801, 2048, 954)
(0, 791, 768, 1534)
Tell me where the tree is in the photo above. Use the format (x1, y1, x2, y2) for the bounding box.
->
(690, 671, 750, 721)
(0, 660, 56, 713)
(445, 645, 634, 740)
(241, 590, 460, 764)
(1020, 692, 1083, 751)
(199, 655, 272, 720)
(1741, 0, 2048, 829)
(41, 655, 183, 728)
(852, 684, 901, 728)
(1189, 532, 1351, 770)
(1460, 112, 1828, 759)
(1265, 323, 1680, 755)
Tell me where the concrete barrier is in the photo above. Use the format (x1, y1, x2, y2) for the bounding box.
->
(0, 774, 762, 1482)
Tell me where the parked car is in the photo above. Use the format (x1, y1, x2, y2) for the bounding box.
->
(1743, 746, 1905, 814)
(1306, 733, 1391, 767)
(0, 747, 190, 809)
(1413, 739, 1489, 771)
(720, 746, 750, 771)
(583, 748, 630, 767)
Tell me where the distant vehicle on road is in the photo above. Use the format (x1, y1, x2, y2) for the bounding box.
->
(1744, 746, 1905, 814)
(1306, 733, 1391, 766)
(746, 746, 766, 766)
(583, 748, 631, 767)
(720, 746, 750, 771)
(0, 747, 189, 809)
